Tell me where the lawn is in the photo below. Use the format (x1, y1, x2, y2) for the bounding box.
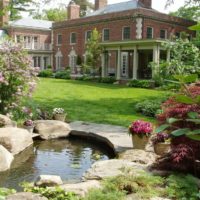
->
(33, 78, 165, 127)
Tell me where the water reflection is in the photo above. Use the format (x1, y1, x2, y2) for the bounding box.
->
(0, 138, 113, 190)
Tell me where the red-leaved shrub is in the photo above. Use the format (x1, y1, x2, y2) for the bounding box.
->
(155, 83, 200, 177)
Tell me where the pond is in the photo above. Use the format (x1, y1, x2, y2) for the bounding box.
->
(0, 137, 114, 190)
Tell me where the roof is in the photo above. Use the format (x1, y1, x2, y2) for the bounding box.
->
(9, 18, 52, 30)
(87, 0, 152, 17)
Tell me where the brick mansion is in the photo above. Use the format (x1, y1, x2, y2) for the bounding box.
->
(0, 0, 196, 80)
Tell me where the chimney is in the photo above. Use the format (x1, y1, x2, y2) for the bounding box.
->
(138, 0, 152, 9)
(0, 0, 9, 28)
(95, 0, 107, 11)
(67, 1, 80, 20)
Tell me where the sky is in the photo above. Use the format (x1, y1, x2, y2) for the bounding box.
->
(24, 0, 185, 17)
(46, 0, 185, 13)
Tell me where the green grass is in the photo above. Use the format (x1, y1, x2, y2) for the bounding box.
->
(33, 78, 165, 127)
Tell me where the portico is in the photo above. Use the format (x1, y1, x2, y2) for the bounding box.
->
(101, 39, 167, 80)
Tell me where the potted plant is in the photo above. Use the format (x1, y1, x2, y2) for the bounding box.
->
(129, 120, 153, 149)
(53, 108, 66, 122)
(152, 132, 171, 156)
(23, 119, 34, 134)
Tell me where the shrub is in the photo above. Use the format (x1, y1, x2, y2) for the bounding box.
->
(55, 70, 71, 80)
(100, 77, 116, 84)
(155, 80, 200, 176)
(38, 69, 53, 78)
(128, 80, 155, 88)
(166, 174, 199, 200)
(135, 96, 169, 117)
(0, 188, 16, 199)
(0, 41, 38, 114)
(22, 183, 78, 200)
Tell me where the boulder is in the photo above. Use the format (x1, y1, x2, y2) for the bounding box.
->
(119, 149, 158, 166)
(61, 180, 101, 197)
(83, 159, 145, 180)
(35, 175, 63, 187)
(0, 145, 14, 172)
(34, 120, 71, 140)
(0, 128, 33, 155)
(0, 114, 16, 128)
(6, 192, 48, 200)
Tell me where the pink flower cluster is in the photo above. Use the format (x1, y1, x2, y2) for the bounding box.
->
(129, 120, 153, 136)
(23, 119, 34, 127)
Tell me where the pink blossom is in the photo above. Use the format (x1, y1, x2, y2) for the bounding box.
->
(129, 120, 153, 136)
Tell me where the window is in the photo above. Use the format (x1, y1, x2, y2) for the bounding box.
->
(103, 29, 110, 41)
(16, 35, 21, 43)
(85, 30, 91, 42)
(175, 32, 180, 38)
(160, 29, 167, 39)
(146, 27, 153, 39)
(123, 27, 131, 40)
(57, 34, 62, 45)
(70, 32, 77, 44)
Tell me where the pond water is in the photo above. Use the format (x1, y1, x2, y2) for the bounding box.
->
(0, 138, 114, 190)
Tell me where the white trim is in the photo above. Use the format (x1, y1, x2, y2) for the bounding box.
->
(70, 32, 77, 45)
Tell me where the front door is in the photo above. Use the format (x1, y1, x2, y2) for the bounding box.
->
(121, 52, 129, 78)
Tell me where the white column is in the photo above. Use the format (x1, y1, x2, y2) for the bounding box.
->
(101, 53, 105, 78)
(153, 45, 160, 78)
(41, 56, 44, 70)
(133, 47, 138, 79)
(116, 48, 121, 80)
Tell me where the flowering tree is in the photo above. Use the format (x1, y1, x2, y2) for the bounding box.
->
(0, 41, 38, 115)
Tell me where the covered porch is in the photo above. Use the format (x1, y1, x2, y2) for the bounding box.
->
(101, 39, 170, 80)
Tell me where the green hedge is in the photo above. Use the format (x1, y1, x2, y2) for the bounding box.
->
(38, 69, 53, 78)
(128, 79, 155, 88)
(55, 70, 71, 80)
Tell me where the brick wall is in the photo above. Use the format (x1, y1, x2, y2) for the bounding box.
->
(7, 28, 51, 44)
(53, 7, 196, 68)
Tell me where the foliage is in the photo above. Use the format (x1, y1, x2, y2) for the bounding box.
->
(84, 172, 165, 200)
(0, 41, 38, 115)
(100, 77, 116, 84)
(38, 69, 53, 78)
(55, 70, 71, 80)
(83, 188, 125, 200)
(22, 183, 78, 200)
(162, 38, 200, 76)
(0, 0, 34, 20)
(33, 8, 68, 21)
(135, 95, 169, 117)
(128, 79, 155, 88)
(129, 120, 153, 137)
(155, 74, 200, 175)
(166, 174, 199, 200)
(85, 28, 103, 76)
(73, 0, 94, 17)
(0, 188, 16, 200)
(170, 6, 200, 21)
